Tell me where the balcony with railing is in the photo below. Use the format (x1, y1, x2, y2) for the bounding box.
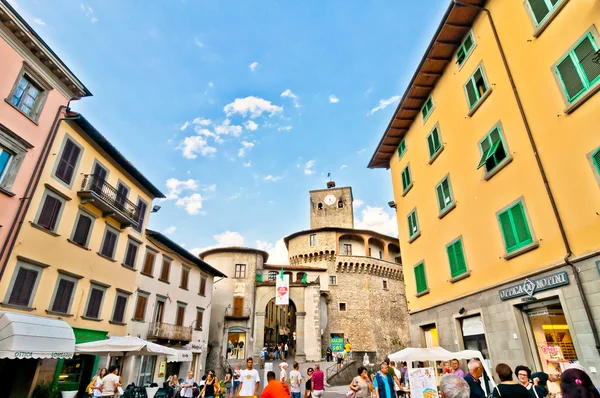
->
(148, 322, 192, 342)
(78, 174, 140, 228)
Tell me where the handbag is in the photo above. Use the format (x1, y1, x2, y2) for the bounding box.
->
(181, 387, 187, 397)
(86, 377, 96, 395)
(346, 378, 357, 398)
(117, 386, 125, 396)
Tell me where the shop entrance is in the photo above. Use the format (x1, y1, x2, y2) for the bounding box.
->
(227, 328, 247, 360)
(263, 298, 296, 357)
(0, 358, 38, 398)
(523, 299, 578, 373)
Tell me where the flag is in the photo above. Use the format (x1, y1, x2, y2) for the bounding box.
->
(280, 267, 284, 280)
(301, 273, 307, 284)
(327, 172, 331, 178)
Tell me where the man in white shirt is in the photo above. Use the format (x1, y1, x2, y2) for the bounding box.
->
(100, 366, 121, 397)
(279, 362, 288, 385)
(289, 363, 303, 398)
(237, 357, 260, 398)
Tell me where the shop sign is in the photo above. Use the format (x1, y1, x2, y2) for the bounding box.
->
(330, 336, 344, 352)
(185, 343, 203, 353)
(499, 271, 569, 301)
(275, 274, 290, 305)
(462, 316, 485, 337)
(14, 351, 74, 359)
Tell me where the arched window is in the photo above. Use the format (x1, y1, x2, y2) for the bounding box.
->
(296, 272, 307, 282)
(338, 200, 343, 208)
(318, 203, 323, 210)
(268, 271, 277, 281)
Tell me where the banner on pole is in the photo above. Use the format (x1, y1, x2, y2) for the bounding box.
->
(276, 274, 290, 305)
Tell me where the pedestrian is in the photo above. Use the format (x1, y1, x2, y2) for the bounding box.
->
(200, 370, 219, 398)
(374, 362, 396, 398)
(289, 363, 303, 398)
(326, 347, 332, 362)
(260, 346, 268, 369)
(305, 368, 314, 398)
(350, 367, 374, 398)
(389, 361, 402, 397)
(515, 365, 545, 398)
(87, 367, 107, 397)
(100, 366, 121, 397)
(239, 341, 245, 359)
(261, 371, 291, 398)
(452, 359, 465, 378)
(225, 368, 233, 398)
(237, 358, 260, 398)
(531, 372, 560, 398)
(279, 363, 289, 386)
(337, 352, 343, 370)
(345, 340, 352, 360)
(233, 365, 242, 398)
(444, 362, 452, 375)
(311, 364, 325, 398)
(463, 359, 485, 398)
(560, 368, 600, 398)
(234, 341, 239, 359)
(440, 374, 470, 398)
(228, 341, 233, 360)
(181, 370, 197, 398)
(492, 363, 529, 398)
(284, 342, 289, 360)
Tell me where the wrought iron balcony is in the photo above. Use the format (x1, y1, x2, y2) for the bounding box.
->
(78, 174, 140, 228)
(148, 322, 192, 342)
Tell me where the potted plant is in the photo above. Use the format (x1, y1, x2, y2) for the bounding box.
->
(30, 382, 59, 398)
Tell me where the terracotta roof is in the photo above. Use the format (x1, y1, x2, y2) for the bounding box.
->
(368, 0, 485, 169)
(198, 246, 269, 263)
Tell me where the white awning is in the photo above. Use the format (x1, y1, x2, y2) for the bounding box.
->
(167, 348, 193, 363)
(0, 311, 75, 359)
(75, 336, 178, 357)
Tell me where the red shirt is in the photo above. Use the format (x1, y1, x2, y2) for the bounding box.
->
(260, 380, 290, 398)
(312, 370, 325, 391)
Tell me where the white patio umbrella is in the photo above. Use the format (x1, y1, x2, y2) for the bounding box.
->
(75, 336, 178, 356)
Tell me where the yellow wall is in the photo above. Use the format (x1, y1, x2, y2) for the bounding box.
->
(388, 0, 600, 312)
(0, 119, 155, 335)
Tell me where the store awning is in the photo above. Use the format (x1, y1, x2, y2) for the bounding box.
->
(0, 311, 75, 359)
(167, 348, 193, 363)
(75, 336, 177, 356)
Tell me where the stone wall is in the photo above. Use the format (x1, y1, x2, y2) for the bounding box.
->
(309, 187, 354, 229)
(288, 231, 337, 260)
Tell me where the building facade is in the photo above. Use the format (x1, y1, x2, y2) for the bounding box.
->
(202, 185, 409, 373)
(369, 0, 600, 384)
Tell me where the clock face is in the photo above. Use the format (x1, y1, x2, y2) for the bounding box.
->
(324, 194, 336, 206)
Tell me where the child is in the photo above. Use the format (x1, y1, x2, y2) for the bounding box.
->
(443, 362, 452, 374)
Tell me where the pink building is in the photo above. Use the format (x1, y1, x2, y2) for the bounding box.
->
(0, 0, 91, 274)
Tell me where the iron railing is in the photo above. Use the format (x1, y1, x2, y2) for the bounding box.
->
(148, 322, 192, 342)
(80, 174, 139, 221)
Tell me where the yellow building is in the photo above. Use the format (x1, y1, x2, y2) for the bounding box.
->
(369, 0, 600, 383)
(0, 111, 165, 395)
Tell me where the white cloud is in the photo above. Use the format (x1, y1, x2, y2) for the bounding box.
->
(277, 126, 292, 132)
(244, 120, 258, 131)
(355, 206, 398, 236)
(164, 178, 198, 200)
(164, 225, 177, 235)
(191, 231, 246, 255)
(329, 95, 340, 104)
(304, 160, 315, 175)
(264, 175, 282, 182)
(81, 4, 98, 23)
(340, 164, 348, 170)
(214, 119, 243, 137)
(208, 82, 214, 88)
(238, 141, 255, 157)
(353, 199, 364, 208)
(224, 96, 283, 119)
(193, 117, 212, 126)
(256, 240, 274, 252)
(176, 193, 205, 215)
(179, 136, 217, 159)
(266, 239, 289, 264)
(367, 95, 401, 116)
(249, 61, 259, 72)
(243, 161, 252, 167)
(33, 18, 45, 25)
(180, 121, 190, 131)
(357, 148, 367, 155)
(195, 38, 204, 47)
(281, 89, 300, 108)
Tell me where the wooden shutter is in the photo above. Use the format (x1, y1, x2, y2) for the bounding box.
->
(196, 310, 203, 330)
(176, 305, 185, 326)
(38, 195, 61, 230)
(499, 210, 517, 250)
(557, 55, 585, 101)
(415, 264, 426, 293)
(160, 260, 170, 281)
(199, 277, 206, 296)
(134, 295, 147, 321)
(233, 297, 243, 317)
(124, 243, 138, 267)
(9, 267, 38, 306)
(527, 0, 550, 24)
(86, 288, 104, 318)
(134, 200, 147, 232)
(465, 78, 478, 107)
(56, 139, 80, 184)
(72, 215, 92, 246)
(574, 36, 600, 84)
(510, 203, 533, 246)
(113, 295, 127, 323)
(181, 268, 190, 289)
(52, 279, 75, 313)
(427, 133, 436, 157)
(447, 244, 458, 277)
(448, 241, 466, 278)
(101, 230, 117, 258)
(436, 184, 445, 210)
(143, 252, 155, 274)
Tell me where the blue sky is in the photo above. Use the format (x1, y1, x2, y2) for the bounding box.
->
(12, 0, 449, 262)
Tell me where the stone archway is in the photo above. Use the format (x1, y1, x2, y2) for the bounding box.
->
(264, 298, 297, 356)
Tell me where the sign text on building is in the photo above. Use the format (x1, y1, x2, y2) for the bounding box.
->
(499, 271, 569, 301)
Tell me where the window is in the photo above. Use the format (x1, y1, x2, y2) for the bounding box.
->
(318, 203, 323, 210)
(133, 198, 148, 233)
(464, 65, 489, 110)
(8, 71, 47, 120)
(176, 303, 186, 326)
(340, 244, 352, 256)
(414, 262, 428, 294)
(36, 192, 63, 232)
(199, 276, 207, 296)
(339, 303, 347, 311)
(123, 240, 139, 269)
(99, 227, 118, 259)
(111, 293, 128, 324)
(0, 146, 13, 184)
(593, 148, 600, 176)
(526, 0, 563, 26)
(115, 182, 129, 211)
(85, 286, 105, 319)
(6, 262, 42, 308)
(138, 356, 156, 387)
(233, 297, 244, 317)
(0, 125, 31, 193)
(55, 138, 81, 186)
(309, 234, 317, 246)
(268, 271, 277, 281)
(50, 276, 77, 314)
(436, 176, 454, 214)
(478, 125, 509, 174)
(180, 267, 190, 290)
(234, 264, 246, 279)
(498, 201, 534, 254)
(296, 272, 307, 282)
(71, 213, 93, 247)
(133, 293, 148, 321)
(338, 200, 343, 208)
(555, 32, 600, 104)
(142, 250, 156, 275)
(195, 308, 204, 331)
(427, 126, 442, 160)
(447, 238, 468, 279)
(159, 258, 171, 282)
(456, 31, 475, 66)
(421, 96, 434, 121)
(329, 276, 337, 285)
(397, 139, 406, 159)
(401, 165, 412, 194)
(407, 209, 420, 241)
(383, 280, 388, 290)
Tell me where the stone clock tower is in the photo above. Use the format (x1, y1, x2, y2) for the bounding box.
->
(309, 184, 354, 229)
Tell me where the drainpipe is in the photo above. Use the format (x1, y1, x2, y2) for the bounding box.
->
(453, 1, 600, 355)
(0, 105, 80, 279)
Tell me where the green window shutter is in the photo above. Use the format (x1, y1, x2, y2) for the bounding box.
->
(427, 133, 435, 157)
(499, 210, 517, 250)
(465, 79, 478, 108)
(510, 203, 533, 246)
(408, 211, 418, 237)
(447, 243, 457, 277)
(402, 167, 411, 192)
(407, 212, 414, 237)
(432, 128, 441, 152)
(477, 139, 501, 169)
(463, 33, 474, 53)
(437, 178, 452, 211)
(557, 55, 585, 101)
(428, 127, 441, 158)
(436, 184, 445, 210)
(398, 140, 406, 158)
(456, 48, 466, 65)
(453, 240, 467, 276)
(415, 263, 427, 293)
(593, 149, 600, 174)
(474, 68, 488, 95)
(574, 35, 600, 85)
(527, 0, 550, 24)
